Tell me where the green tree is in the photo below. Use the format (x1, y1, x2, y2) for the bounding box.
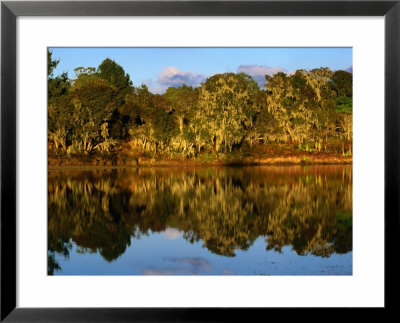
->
(331, 70, 352, 155)
(48, 50, 59, 79)
(97, 58, 132, 106)
(153, 108, 177, 154)
(69, 78, 118, 153)
(265, 68, 339, 151)
(331, 70, 352, 97)
(194, 73, 260, 154)
(165, 84, 199, 156)
(74, 66, 97, 80)
(125, 84, 157, 153)
(48, 50, 73, 151)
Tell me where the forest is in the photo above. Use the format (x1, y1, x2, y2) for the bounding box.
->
(48, 50, 353, 165)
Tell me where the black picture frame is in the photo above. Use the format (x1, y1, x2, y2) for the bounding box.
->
(1, 0, 399, 321)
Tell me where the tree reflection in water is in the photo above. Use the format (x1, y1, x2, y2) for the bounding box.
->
(48, 166, 352, 274)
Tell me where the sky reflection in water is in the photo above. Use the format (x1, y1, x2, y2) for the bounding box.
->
(48, 165, 352, 275)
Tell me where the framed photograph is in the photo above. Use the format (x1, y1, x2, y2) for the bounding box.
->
(1, 0, 399, 320)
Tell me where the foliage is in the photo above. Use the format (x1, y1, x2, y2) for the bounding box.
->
(48, 50, 59, 79)
(97, 58, 133, 106)
(48, 56, 352, 158)
(331, 70, 352, 97)
(193, 73, 260, 154)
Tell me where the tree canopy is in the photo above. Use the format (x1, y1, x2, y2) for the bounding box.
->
(48, 51, 353, 160)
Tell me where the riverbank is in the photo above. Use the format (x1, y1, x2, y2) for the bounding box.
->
(48, 149, 352, 169)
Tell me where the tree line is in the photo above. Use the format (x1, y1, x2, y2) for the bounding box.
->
(48, 51, 353, 159)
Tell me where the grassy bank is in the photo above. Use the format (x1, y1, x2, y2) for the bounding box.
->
(48, 143, 352, 168)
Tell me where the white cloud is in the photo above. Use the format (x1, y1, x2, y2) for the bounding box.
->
(150, 65, 289, 93)
(163, 228, 181, 240)
(143, 257, 212, 275)
(153, 66, 206, 93)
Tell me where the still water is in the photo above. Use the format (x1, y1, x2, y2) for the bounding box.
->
(48, 165, 352, 275)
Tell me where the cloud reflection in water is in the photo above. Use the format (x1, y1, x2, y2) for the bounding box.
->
(143, 257, 212, 275)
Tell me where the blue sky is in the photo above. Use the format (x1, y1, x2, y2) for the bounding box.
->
(50, 47, 352, 93)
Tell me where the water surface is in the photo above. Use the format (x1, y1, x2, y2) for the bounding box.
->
(48, 165, 352, 275)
